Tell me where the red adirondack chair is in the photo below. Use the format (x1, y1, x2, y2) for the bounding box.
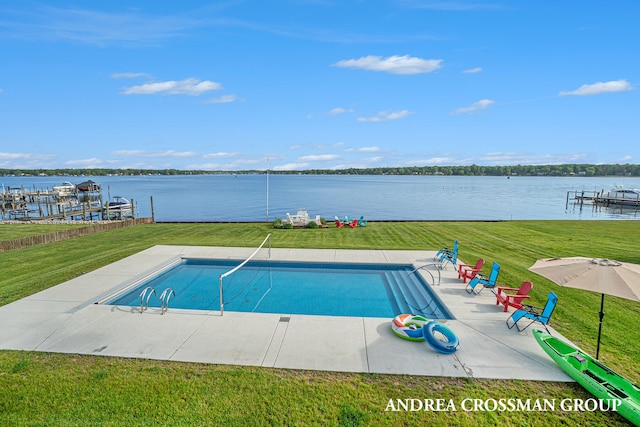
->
(457, 258, 484, 283)
(335, 219, 344, 228)
(496, 281, 533, 312)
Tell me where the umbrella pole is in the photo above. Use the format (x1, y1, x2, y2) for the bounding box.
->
(596, 293, 605, 359)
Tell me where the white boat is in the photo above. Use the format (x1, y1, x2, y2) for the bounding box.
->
(52, 181, 76, 196)
(604, 186, 640, 205)
(105, 196, 132, 211)
(104, 196, 132, 219)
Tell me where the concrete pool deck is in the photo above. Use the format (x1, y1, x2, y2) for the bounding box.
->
(0, 245, 572, 381)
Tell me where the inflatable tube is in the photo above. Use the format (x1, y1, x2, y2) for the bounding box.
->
(391, 314, 430, 342)
(423, 321, 459, 354)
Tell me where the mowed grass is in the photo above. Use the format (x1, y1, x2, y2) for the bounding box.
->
(0, 222, 88, 240)
(1, 221, 638, 426)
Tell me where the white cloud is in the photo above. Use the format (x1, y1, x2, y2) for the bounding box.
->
(559, 79, 633, 96)
(298, 154, 339, 161)
(477, 152, 588, 165)
(333, 55, 442, 75)
(344, 146, 381, 153)
(111, 150, 197, 157)
(0, 152, 57, 168)
(357, 110, 413, 122)
(359, 146, 381, 153)
(122, 78, 222, 95)
(462, 67, 482, 74)
(2, 6, 203, 46)
(413, 157, 455, 165)
(185, 158, 261, 171)
(157, 150, 197, 157)
(203, 152, 238, 158)
(452, 99, 495, 114)
(64, 157, 119, 167)
(182, 163, 221, 170)
(111, 72, 153, 79)
(273, 162, 310, 171)
(364, 156, 384, 163)
(326, 107, 354, 115)
(0, 152, 43, 159)
(110, 150, 146, 156)
(205, 94, 238, 104)
(230, 158, 262, 166)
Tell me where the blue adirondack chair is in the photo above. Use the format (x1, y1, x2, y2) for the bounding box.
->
(506, 292, 558, 333)
(465, 262, 500, 294)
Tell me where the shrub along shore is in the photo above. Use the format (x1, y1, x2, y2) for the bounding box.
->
(0, 221, 638, 426)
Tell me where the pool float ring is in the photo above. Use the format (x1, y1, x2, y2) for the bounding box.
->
(423, 321, 459, 354)
(391, 314, 430, 341)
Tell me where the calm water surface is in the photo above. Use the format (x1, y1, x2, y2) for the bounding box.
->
(3, 175, 640, 221)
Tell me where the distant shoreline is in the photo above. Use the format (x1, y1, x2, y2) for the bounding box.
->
(2, 163, 640, 178)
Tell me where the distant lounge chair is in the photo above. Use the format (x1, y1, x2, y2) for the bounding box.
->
(410, 242, 460, 277)
(358, 216, 367, 227)
(347, 219, 359, 228)
(433, 241, 458, 270)
(335, 219, 344, 228)
(435, 239, 457, 261)
(438, 248, 457, 269)
(457, 258, 484, 283)
(495, 281, 533, 312)
(506, 292, 558, 333)
(465, 262, 500, 294)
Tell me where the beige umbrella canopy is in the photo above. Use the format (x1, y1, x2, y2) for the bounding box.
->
(529, 257, 640, 359)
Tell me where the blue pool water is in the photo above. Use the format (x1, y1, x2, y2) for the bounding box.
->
(105, 259, 453, 319)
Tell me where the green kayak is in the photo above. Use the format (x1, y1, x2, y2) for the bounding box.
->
(533, 329, 640, 426)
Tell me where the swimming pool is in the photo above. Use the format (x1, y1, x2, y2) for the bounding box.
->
(104, 258, 454, 319)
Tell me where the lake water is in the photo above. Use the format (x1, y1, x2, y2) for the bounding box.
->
(2, 174, 640, 221)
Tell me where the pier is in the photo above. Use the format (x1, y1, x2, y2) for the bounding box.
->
(567, 188, 640, 208)
(1, 182, 134, 221)
(567, 188, 640, 219)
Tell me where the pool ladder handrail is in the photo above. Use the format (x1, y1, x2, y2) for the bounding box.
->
(139, 286, 156, 313)
(408, 264, 441, 285)
(159, 288, 175, 315)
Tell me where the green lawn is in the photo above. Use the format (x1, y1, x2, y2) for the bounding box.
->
(1, 221, 638, 426)
(0, 222, 88, 241)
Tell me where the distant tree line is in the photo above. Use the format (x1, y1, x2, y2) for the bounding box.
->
(288, 164, 640, 177)
(2, 164, 640, 177)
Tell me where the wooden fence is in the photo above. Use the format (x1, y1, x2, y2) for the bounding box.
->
(0, 218, 153, 253)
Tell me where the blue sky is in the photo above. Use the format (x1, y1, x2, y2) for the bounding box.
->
(1, 1, 638, 171)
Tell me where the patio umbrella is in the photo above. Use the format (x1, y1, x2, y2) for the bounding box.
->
(528, 257, 640, 359)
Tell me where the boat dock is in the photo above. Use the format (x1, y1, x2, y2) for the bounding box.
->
(567, 189, 640, 208)
(1, 182, 134, 221)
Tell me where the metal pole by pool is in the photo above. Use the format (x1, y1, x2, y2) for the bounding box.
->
(219, 276, 224, 315)
(219, 233, 272, 316)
